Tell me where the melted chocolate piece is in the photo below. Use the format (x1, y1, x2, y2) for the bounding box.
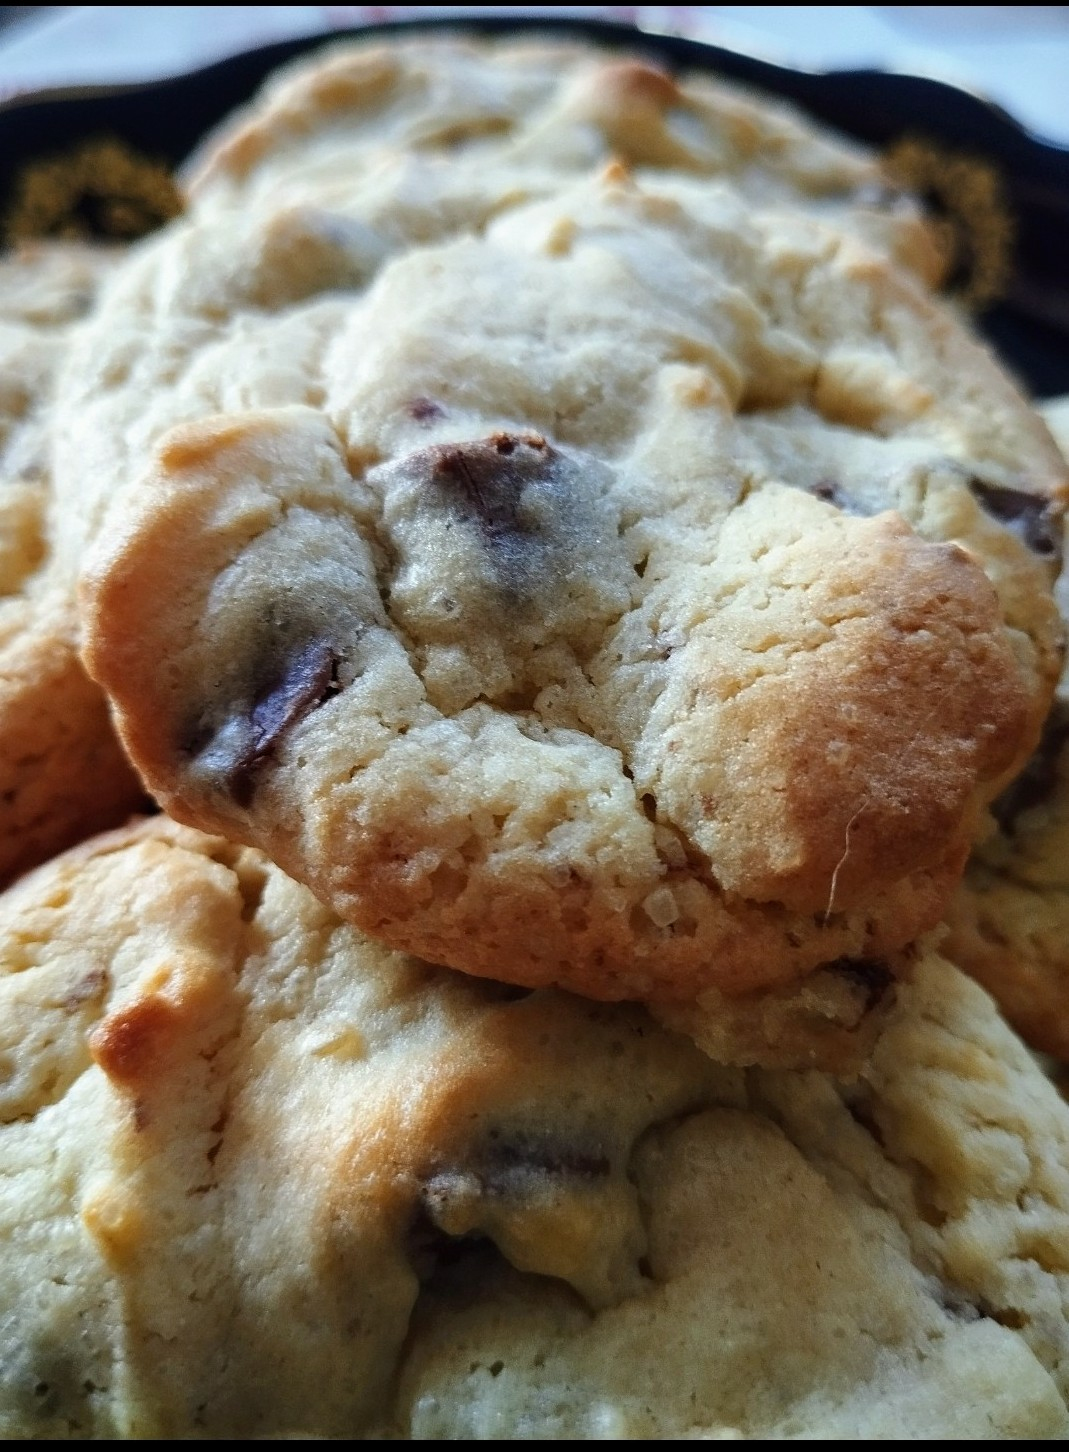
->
(804, 477, 870, 515)
(991, 703, 1069, 835)
(969, 478, 1062, 559)
(826, 957, 895, 1012)
(229, 638, 340, 805)
(377, 431, 628, 623)
(416, 1136, 612, 1274)
(401, 432, 573, 598)
(811, 478, 840, 504)
(407, 396, 445, 424)
(424, 1137, 611, 1207)
(478, 1139, 611, 1185)
(429, 432, 550, 541)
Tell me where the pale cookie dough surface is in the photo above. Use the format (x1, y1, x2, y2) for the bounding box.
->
(0, 243, 144, 881)
(0, 241, 118, 329)
(946, 398, 1069, 1059)
(80, 170, 1064, 1008)
(946, 687, 1069, 1060)
(185, 34, 945, 282)
(1, 815, 1068, 1439)
(50, 33, 948, 575)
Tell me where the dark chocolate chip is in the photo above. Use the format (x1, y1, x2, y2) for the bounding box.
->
(812, 477, 843, 506)
(229, 638, 341, 805)
(429, 432, 550, 541)
(396, 431, 570, 597)
(803, 477, 869, 515)
(991, 703, 1069, 835)
(979, 1300, 1028, 1331)
(826, 957, 895, 1012)
(376, 431, 627, 620)
(407, 396, 445, 424)
(414, 1138, 611, 1277)
(969, 477, 1062, 559)
(423, 1137, 611, 1211)
(477, 1139, 612, 1184)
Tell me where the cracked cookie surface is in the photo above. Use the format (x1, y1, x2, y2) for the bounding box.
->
(1, 815, 1068, 1438)
(80, 169, 1064, 1007)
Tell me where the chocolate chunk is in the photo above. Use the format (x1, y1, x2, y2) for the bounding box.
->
(803, 478, 870, 515)
(407, 396, 445, 424)
(826, 957, 895, 1012)
(375, 431, 629, 627)
(969, 478, 1062, 559)
(417, 1137, 612, 1273)
(424, 1136, 611, 1208)
(429, 432, 550, 541)
(478, 1138, 611, 1185)
(991, 703, 1069, 834)
(398, 431, 573, 597)
(248, 639, 338, 751)
(811, 477, 851, 509)
(225, 639, 340, 805)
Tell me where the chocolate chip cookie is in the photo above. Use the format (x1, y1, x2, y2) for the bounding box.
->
(1, 815, 1066, 1436)
(80, 172, 1064, 1010)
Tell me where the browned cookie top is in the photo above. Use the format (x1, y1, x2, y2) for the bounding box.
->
(79, 172, 1065, 1009)
(184, 35, 944, 282)
(51, 34, 950, 578)
(2, 816, 1068, 1437)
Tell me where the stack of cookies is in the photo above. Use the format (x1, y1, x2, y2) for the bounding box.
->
(3, 33, 1069, 1438)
